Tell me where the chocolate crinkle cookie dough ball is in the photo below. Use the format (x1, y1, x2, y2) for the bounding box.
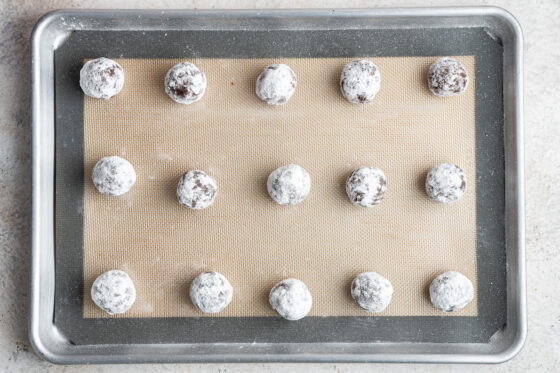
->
(429, 271, 474, 312)
(427, 57, 469, 97)
(80, 57, 124, 99)
(190, 271, 233, 314)
(256, 64, 297, 106)
(269, 278, 312, 321)
(92, 156, 136, 196)
(351, 272, 393, 313)
(91, 270, 136, 315)
(426, 163, 466, 204)
(346, 166, 387, 207)
(164, 62, 207, 104)
(340, 59, 381, 104)
(177, 170, 218, 209)
(267, 164, 311, 205)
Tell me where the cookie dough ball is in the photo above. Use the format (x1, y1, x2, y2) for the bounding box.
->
(340, 59, 381, 104)
(269, 278, 312, 321)
(351, 272, 393, 313)
(429, 271, 474, 312)
(189, 271, 233, 314)
(425, 163, 466, 204)
(91, 270, 136, 315)
(346, 166, 387, 207)
(267, 164, 311, 205)
(92, 156, 136, 196)
(176, 170, 218, 209)
(427, 57, 469, 97)
(80, 57, 124, 100)
(164, 62, 207, 104)
(256, 64, 297, 106)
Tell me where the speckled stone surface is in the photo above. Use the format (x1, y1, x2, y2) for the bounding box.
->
(1, 0, 558, 371)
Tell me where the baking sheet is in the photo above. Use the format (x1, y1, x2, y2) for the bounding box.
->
(82, 56, 477, 318)
(54, 27, 505, 345)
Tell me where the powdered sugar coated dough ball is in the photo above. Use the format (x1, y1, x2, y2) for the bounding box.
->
(80, 57, 124, 99)
(340, 59, 381, 104)
(189, 271, 233, 314)
(269, 278, 312, 321)
(256, 64, 297, 106)
(267, 164, 311, 205)
(351, 272, 393, 313)
(346, 166, 387, 207)
(429, 271, 474, 312)
(427, 57, 469, 97)
(164, 62, 207, 104)
(176, 170, 218, 210)
(91, 270, 136, 315)
(92, 156, 136, 196)
(426, 163, 466, 204)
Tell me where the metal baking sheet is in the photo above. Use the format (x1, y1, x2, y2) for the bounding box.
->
(30, 8, 525, 364)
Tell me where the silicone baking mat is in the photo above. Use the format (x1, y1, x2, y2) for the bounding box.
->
(53, 28, 505, 345)
(82, 56, 477, 318)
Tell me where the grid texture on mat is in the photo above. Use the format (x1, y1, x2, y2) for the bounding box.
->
(83, 56, 477, 318)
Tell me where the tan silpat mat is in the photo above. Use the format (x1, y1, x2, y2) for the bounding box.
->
(82, 56, 477, 318)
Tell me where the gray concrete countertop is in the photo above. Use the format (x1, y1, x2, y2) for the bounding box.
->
(1, 0, 557, 371)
